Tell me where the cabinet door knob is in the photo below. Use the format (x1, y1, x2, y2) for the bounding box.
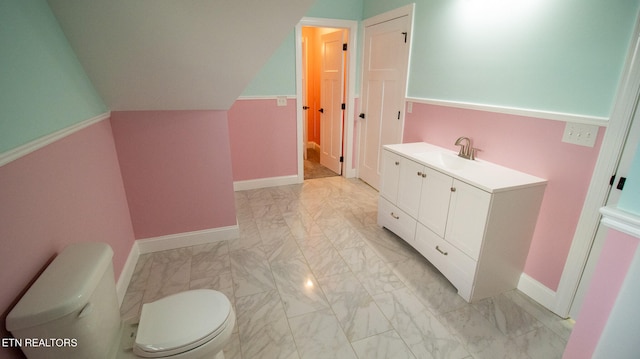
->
(436, 245, 448, 256)
(422, 173, 427, 178)
(450, 187, 456, 192)
(417, 171, 422, 176)
(390, 212, 400, 219)
(395, 161, 400, 165)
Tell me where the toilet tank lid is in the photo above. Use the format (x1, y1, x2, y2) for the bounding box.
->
(6, 242, 114, 332)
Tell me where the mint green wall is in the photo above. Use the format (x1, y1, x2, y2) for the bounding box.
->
(363, 0, 640, 118)
(244, 0, 639, 118)
(0, 1, 106, 153)
(618, 145, 640, 215)
(241, 0, 363, 97)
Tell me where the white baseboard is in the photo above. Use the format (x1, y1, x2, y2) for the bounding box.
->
(517, 272, 557, 312)
(234, 174, 301, 191)
(115, 225, 239, 308)
(136, 225, 239, 254)
(116, 241, 140, 306)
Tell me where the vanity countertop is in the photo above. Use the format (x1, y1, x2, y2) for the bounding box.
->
(384, 142, 547, 193)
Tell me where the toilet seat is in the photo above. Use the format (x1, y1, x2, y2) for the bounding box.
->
(133, 289, 232, 358)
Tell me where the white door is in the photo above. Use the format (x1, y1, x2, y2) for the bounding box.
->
(319, 30, 345, 175)
(358, 14, 411, 189)
(569, 105, 640, 318)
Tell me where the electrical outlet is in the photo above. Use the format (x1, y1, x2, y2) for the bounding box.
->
(276, 96, 287, 107)
(562, 122, 599, 147)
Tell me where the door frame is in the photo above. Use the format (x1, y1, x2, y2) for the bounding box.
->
(554, 12, 640, 317)
(295, 18, 358, 181)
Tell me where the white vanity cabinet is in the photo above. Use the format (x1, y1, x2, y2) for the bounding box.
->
(378, 142, 546, 302)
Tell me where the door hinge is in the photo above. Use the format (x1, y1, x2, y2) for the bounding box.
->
(402, 32, 408, 43)
(341, 103, 346, 110)
(343, 43, 348, 51)
(340, 156, 344, 163)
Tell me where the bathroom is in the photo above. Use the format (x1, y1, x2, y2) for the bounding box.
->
(2, 0, 640, 358)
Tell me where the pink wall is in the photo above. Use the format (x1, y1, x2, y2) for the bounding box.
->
(0, 119, 135, 357)
(110, 111, 237, 239)
(403, 103, 604, 291)
(228, 99, 298, 181)
(563, 229, 638, 358)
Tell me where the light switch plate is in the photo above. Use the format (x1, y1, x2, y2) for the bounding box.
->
(562, 122, 599, 147)
(276, 96, 287, 107)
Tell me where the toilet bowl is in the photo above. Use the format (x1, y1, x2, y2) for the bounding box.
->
(132, 289, 235, 359)
(6, 243, 235, 359)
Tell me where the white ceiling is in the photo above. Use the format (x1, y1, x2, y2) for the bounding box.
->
(47, 0, 315, 110)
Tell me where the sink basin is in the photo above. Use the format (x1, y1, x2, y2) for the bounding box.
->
(413, 151, 476, 170)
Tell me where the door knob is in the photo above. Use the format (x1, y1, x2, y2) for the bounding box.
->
(359, 113, 365, 119)
(303, 106, 309, 110)
(319, 108, 324, 113)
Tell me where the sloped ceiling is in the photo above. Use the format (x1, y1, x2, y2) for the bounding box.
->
(47, 0, 315, 110)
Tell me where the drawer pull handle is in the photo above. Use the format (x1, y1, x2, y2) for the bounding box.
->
(436, 245, 448, 256)
(450, 187, 456, 192)
(390, 212, 400, 219)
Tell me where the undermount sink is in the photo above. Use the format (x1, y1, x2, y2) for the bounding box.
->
(413, 151, 477, 171)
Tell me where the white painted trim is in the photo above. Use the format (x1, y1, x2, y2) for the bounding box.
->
(554, 12, 640, 318)
(295, 17, 359, 180)
(0, 112, 111, 167)
(600, 206, 640, 238)
(136, 225, 239, 254)
(363, 4, 416, 27)
(236, 95, 296, 101)
(517, 273, 557, 311)
(233, 174, 300, 191)
(407, 97, 609, 126)
(116, 241, 140, 306)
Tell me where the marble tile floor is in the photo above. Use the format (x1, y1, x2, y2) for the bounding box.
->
(121, 176, 573, 359)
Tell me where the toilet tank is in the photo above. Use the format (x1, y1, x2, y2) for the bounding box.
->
(6, 242, 122, 359)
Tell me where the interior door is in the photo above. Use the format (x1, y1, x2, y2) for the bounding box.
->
(319, 30, 345, 175)
(358, 15, 411, 189)
(570, 106, 640, 318)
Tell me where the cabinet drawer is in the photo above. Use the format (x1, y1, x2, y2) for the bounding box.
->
(378, 197, 417, 242)
(415, 223, 476, 297)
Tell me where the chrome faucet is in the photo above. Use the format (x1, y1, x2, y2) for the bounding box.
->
(454, 136, 476, 160)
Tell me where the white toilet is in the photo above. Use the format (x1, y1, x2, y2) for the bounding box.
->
(6, 242, 235, 359)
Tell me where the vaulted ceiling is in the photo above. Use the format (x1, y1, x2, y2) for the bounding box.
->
(47, 0, 315, 110)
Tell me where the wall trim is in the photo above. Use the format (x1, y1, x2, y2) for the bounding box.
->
(517, 273, 557, 311)
(234, 174, 301, 191)
(600, 206, 640, 238)
(136, 225, 239, 254)
(236, 95, 296, 101)
(407, 97, 609, 126)
(116, 241, 140, 306)
(0, 112, 111, 167)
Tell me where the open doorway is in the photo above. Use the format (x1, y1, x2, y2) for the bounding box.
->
(302, 26, 347, 179)
(295, 18, 358, 182)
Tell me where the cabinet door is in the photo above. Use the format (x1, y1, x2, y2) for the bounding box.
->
(397, 158, 424, 218)
(380, 150, 401, 203)
(445, 180, 491, 259)
(417, 167, 453, 238)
